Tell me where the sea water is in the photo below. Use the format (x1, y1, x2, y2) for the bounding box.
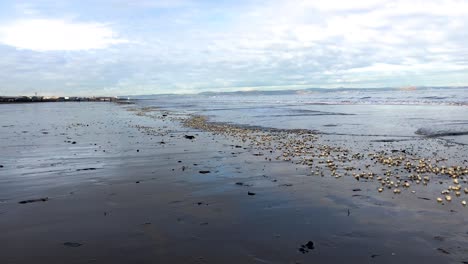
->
(136, 88, 468, 145)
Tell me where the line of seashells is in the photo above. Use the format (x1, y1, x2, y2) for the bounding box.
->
(134, 109, 468, 207)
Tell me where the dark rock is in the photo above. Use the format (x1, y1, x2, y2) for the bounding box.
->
(248, 191, 256, 196)
(352, 188, 362, 192)
(0, 165, 3, 168)
(305, 241, 314, 250)
(199, 170, 211, 174)
(63, 242, 82, 248)
(184, 135, 196, 140)
(76, 168, 97, 171)
(298, 241, 315, 253)
(19, 197, 49, 204)
(72, 141, 77, 144)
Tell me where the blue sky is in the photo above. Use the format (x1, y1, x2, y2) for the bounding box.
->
(0, 0, 467, 96)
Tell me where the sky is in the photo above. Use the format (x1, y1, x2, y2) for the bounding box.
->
(0, 0, 467, 96)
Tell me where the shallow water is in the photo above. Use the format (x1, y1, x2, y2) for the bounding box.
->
(137, 88, 468, 144)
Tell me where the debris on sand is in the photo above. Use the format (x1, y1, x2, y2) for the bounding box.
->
(184, 135, 196, 140)
(76, 168, 97, 171)
(248, 191, 256, 196)
(63, 242, 83, 248)
(199, 170, 211, 174)
(19, 197, 49, 204)
(299, 241, 315, 253)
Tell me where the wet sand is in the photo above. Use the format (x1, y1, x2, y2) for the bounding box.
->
(1, 102, 467, 264)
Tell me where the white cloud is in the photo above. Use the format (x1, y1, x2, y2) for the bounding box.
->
(0, 19, 128, 51)
(0, 0, 467, 95)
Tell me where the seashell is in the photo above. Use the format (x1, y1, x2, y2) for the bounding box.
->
(445, 195, 452, 202)
(436, 197, 443, 203)
(378, 187, 383, 192)
(393, 188, 401, 194)
(462, 200, 467, 206)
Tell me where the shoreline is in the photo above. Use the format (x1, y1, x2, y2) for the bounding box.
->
(0, 96, 121, 104)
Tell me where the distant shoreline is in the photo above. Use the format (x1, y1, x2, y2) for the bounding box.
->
(0, 96, 121, 104)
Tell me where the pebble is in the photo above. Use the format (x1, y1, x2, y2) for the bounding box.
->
(19, 197, 49, 204)
(63, 242, 82, 248)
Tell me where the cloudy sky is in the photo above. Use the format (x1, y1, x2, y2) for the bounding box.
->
(0, 0, 467, 96)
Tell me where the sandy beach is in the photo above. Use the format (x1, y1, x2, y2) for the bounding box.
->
(1, 102, 467, 264)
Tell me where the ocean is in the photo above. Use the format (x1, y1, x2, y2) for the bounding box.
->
(136, 87, 468, 145)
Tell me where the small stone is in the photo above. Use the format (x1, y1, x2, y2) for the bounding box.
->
(305, 241, 314, 250)
(63, 242, 82, 247)
(248, 191, 256, 196)
(19, 197, 49, 204)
